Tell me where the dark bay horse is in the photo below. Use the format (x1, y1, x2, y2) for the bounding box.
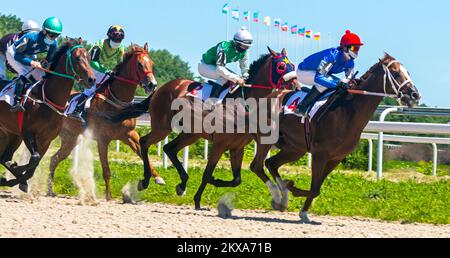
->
(250, 54, 421, 223)
(0, 38, 96, 191)
(48, 43, 164, 200)
(111, 47, 297, 208)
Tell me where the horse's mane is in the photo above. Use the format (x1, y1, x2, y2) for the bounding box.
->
(49, 38, 83, 71)
(247, 54, 270, 83)
(360, 53, 395, 81)
(113, 44, 148, 74)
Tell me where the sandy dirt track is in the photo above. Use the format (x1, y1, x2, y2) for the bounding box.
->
(0, 190, 448, 238)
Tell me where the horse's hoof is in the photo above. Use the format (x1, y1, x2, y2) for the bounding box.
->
(47, 191, 57, 197)
(154, 177, 166, 186)
(19, 183, 28, 193)
(137, 181, 146, 191)
(0, 178, 7, 186)
(5, 161, 17, 169)
(271, 200, 283, 211)
(176, 185, 186, 197)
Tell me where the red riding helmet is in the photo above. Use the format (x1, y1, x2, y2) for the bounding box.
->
(340, 30, 364, 47)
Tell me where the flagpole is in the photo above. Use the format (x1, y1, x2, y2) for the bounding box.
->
(328, 32, 332, 48)
(302, 36, 306, 60)
(226, 9, 229, 40)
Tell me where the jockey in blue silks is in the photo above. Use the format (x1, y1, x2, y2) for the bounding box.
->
(295, 30, 364, 116)
(5, 17, 63, 112)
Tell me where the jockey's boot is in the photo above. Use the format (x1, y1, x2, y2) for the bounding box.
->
(294, 86, 322, 116)
(10, 76, 28, 113)
(67, 94, 89, 122)
(205, 81, 225, 108)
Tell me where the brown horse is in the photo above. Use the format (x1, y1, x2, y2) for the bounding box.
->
(250, 53, 421, 223)
(47, 43, 164, 200)
(111, 47, 297, 208)
(0, 38, 96, 191)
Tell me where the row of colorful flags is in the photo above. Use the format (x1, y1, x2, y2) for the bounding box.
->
(222, 3, 321, 41)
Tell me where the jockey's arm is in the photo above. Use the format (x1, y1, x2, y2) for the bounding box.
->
(13, 35, 33, 66)
(314, 59, 339, 89)
(239, 53, 250, 79)
(215, 47, 241, 83)
(45, 43, 57, 64)
(89, 45, 107, 73)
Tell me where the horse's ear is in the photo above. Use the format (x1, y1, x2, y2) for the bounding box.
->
(267, 46, 278, 57)
(282, 48, 287, 56)
(144, 43, 149, 51)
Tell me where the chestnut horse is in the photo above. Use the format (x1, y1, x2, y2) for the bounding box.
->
(0, 38, 96, 191)
(250, 54, 421, 223)
(47, 43, 164, 200)
(111, 47, 297, 208)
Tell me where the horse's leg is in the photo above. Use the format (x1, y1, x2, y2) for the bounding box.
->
(249, 143, 283, 210)
(48, 130, 81, 196)
(137, 129, 170, 191)
(209, 147, 243, 188)
(0, 134, 24, 179)
(5, 134, 41, 177)
(122, 129, 165, 186)
(163, 133, 201, 196)
(299, 158, 341, 224)
(97, 138, 113, 201)
(265, 149, 307, 211)
(193, 144, 226, 210)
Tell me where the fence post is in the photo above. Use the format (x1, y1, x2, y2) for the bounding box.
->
(432, 143, 438, 177)
(183, 146, 189, 173)
(368, 139, 373, 172)
(377, 107, 399, 180)
(204, 140, 208, 160)
(157, 141, 161, 157)
(308, 153, 312, 169)
(116, 140, 120, 152)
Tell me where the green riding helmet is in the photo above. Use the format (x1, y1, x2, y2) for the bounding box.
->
(42, 17, 63, 34)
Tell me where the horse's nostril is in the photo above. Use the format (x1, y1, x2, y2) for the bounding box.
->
(412, 92, 420, 100)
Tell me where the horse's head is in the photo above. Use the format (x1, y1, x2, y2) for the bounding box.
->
(60, 37, 96, 88)
(122, 43, 157, 93)
(267, 47, 298, 90)
(380, 53, 421, 107)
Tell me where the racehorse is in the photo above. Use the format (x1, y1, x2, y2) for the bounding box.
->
(0, 38, 96, 191)
(250, 53, 421, 223)
(47, 43, 164, 200)
(111, 47, 297, 208)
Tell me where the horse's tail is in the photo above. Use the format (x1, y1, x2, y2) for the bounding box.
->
(111, 93, 153, 123)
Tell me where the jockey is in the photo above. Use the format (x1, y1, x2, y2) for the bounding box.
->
(67, 25, 125, 121)
(294, 30, 364, 116)
(5, 17, 62, 113)
(0, 20, 40, 81)
(198, 27, 252, 105)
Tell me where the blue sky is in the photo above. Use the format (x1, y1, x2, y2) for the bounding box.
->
(2, 0, 449, 107)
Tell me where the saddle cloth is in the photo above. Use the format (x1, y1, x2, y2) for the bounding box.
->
(186, 82, 230, 104)
(0, 80, 41, 107)
(64, 93, 95, 116)
(283, 88, 334, 121)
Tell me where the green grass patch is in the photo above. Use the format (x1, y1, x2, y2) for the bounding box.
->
(49, 159, 450, 225)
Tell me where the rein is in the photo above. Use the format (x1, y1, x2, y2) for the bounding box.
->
(347, 60, 411, 100)
(26, 45, 86, 115)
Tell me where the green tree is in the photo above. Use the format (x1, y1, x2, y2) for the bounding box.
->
(0, 13, 22, 36)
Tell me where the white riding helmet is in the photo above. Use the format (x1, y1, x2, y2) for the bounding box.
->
(22, 20, 39, 33)
(233, 28, 253, 47)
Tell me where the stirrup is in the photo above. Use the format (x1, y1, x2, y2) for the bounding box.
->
(10, 103, 25, 113)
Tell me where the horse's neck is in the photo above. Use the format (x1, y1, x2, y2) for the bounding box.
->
(109, 67, 138, 103)
(40, 76, 73, 107)
(344, 69, 385, 128)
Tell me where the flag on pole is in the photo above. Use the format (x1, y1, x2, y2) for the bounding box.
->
(263, 16, 271, 26)
(281, 23, 288, 32)
(274, 18, 281, 28)
(291, 25, 298, 34)
(243, 11, 250, 21)
(222, 3, 229, 14)
(253, 12, 260, 23)
(314, 32, 321, 41)
(306, 30, 312, 38)
(231, 9, 239, 20)
(298, 27, 306, 37)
